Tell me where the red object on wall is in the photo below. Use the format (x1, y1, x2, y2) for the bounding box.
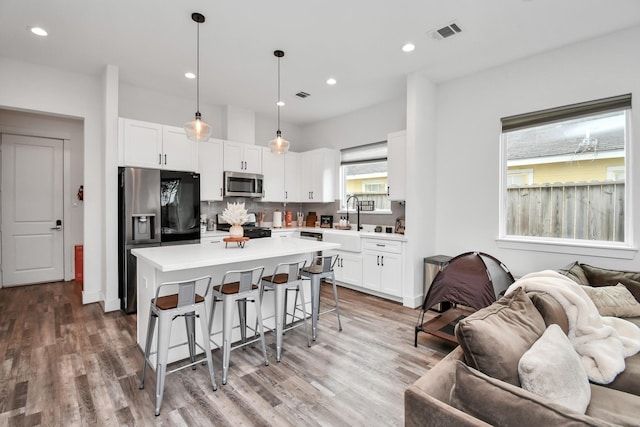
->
(75, 245, 84, 282)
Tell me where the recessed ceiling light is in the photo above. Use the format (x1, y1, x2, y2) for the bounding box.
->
(276, 101, 285, 107)
(29, 26, 48, 37)
(402, 43, 415, 52)
(185, 72, 196, 79)
(326, 78, 337, 85)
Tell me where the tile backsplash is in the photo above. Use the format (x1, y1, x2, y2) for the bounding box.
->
(201, 198, 405, 228)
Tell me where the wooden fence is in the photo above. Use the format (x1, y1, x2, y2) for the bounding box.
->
(506, 181, 624, 241)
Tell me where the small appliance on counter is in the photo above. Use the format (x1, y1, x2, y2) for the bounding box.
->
(320, 215, 333, 228)
(395, 217, 405, 234)
(216, 213, 272, 239)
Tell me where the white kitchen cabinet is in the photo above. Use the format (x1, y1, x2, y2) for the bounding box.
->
(332, 251, 362, 286)
(387, 130, 406, 201)
(299, 148, 337, 202)
(284, 151, 301, 203)
(361, 238, 403, 297)
(224, 140, 262, 174)
(262, 149, 301, 203)
(119, 118, 197, 171)
(198, 138, 224, 201)
(261, 147, 285, 202)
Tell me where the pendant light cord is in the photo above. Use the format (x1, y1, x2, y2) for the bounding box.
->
(277, 54, 281, 132)
(196, 20, 200, 113)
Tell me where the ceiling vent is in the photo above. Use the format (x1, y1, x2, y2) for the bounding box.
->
(295, 91, 311, 99)
(429, 21, 462, 40)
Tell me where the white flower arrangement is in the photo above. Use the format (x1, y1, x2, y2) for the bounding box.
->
(221, 201, 249, 226)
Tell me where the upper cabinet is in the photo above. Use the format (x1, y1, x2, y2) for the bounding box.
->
(261, 149, 301, 203)
(223, 141, 262, 174)
(261, 147, 285, 202)
(119, 118, 197, 172)
(387, 130, 406, 201)
(300, 148, 338, 203)
(198, 138, 224, 201)
(284, 151, 301, 203)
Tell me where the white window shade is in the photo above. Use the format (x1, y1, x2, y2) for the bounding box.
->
(341, 141, 387, 164)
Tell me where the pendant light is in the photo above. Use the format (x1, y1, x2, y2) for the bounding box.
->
(184, 12, 212, 141)
(269, 50, 290, 154)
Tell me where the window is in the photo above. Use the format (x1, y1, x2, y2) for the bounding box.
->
(500, 94, 631, 244)
(340, 142, 391, 212)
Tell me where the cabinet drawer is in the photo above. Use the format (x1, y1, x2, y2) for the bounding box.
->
(362, 239, 402, 253)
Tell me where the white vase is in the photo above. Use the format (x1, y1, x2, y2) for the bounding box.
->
(229, 224, 244, 238)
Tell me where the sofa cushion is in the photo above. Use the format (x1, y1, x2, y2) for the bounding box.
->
(603, 351, 640, 396)
(528, 291, 570, 334)
(455, 287, 546, 386)
(518, 324, 591, 414)
(586, 383, 640, 426)
(581, 284, 640, 318)
(581, 264, 640, 302)
(561, 261, 591, 286)
(449, 362, 614, 427)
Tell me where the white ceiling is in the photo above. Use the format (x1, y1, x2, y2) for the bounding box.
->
(1, 0, 640, 125)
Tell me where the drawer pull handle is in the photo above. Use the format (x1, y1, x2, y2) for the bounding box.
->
(376, 243, 385, 247)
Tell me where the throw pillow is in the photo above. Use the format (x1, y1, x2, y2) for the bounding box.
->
(581, 284, 640, 318)
(560, 261, 590, 286)
(581, 264, 640, 302)
(454, 287, 546, 386)
(449, 362, 606, 427)
(518, 324, 591, 414)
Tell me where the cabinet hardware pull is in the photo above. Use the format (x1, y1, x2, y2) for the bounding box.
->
(376, 243, 385, 247)
(220, 188, 223, 197)
(285, 191, 288, 199)
(387, 186, 390, 196)
(158, 153, 162, 165)
(164, 154, 167, 165)
(377, 255, 380, 266)
(381, 256, 384, 266)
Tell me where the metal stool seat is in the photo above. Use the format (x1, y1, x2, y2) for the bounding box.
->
(260, 261, 311, 362)
(300, 254, 343, 340)
(209, 266, 269, 385)
(139, 276, 216, 416)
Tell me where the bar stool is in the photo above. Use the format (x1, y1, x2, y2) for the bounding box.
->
(139, 276, 216, 416)
(299, 254, 343, 340)
(209, 266, 269, 385)
(259, 260, 311, 362)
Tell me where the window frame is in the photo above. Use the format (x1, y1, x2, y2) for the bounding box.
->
(497, 95, 635, 258)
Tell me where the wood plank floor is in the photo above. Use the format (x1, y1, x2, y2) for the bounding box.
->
(0, 280, 455, 426)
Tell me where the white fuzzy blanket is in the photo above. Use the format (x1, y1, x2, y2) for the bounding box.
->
(506, 270, 640, 384)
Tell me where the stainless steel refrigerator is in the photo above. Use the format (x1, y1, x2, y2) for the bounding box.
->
(118, 167, 200, 314)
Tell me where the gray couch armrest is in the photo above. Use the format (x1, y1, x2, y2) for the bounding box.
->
(405, 384, 491, 427)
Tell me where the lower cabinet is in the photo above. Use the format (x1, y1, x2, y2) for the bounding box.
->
(333, 251, 362, 286)
(361, 239, 403, 297)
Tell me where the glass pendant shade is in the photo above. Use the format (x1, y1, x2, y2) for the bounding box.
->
(269, 130, 289, 154)
(184, 111, 212, 141)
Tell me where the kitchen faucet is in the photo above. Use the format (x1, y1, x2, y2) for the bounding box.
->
(346, 195, 362, 231)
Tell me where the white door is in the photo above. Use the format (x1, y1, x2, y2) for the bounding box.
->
(223, 141, 244, 172)
(1, 134, 64, 286)
(261, 147, 285, 202)
(162, 126, 197, 172)
(242, 145, 263, 174)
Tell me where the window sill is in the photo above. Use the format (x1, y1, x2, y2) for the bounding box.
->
(336, 210, 393, 215)
(495, 236, 637, 260)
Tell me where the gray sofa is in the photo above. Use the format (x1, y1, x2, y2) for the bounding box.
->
(405, 263, 640, 427)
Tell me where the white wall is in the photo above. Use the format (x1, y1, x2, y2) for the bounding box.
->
(300, 96, 407, 151)
(0, 57, 103, 305)
(434, 25, 640, 277)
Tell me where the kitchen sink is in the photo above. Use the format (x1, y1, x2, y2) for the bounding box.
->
(322, 229, 361, 252)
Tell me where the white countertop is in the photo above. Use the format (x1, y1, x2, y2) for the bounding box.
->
(132, 237, 340, 272)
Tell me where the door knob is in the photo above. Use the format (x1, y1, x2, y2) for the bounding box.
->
(51, 219, 63, 231)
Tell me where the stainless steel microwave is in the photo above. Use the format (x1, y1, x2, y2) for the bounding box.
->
(224, 171, 264, 198)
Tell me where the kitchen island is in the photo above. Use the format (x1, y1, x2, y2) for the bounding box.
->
(132, 236, 340, 364)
